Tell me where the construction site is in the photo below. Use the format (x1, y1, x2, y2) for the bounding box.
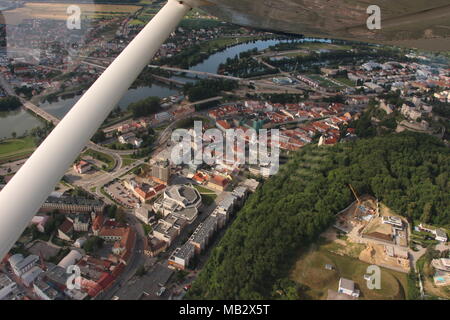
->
(330, 185, 411, 273)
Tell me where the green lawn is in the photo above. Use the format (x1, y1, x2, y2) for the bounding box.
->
(291, 243, 408, 300)
(308, 74, 344, 89)
(0, 136, 36, 163)
(82, 149, 116, 171)
(194, 184, 216, 194)
(199, 35, 271, 54)
(335, 77, 356, 87)
(121, 156, 136, 168)
(201, 193, 217, 206)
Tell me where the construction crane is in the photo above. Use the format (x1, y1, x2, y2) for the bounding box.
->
(348, 184, 361, 204)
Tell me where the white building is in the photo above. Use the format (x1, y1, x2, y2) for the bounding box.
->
(382, 216, 403, 229)
(20, 266, 43, 287)
(57, 250, 83, 270)
(435, 229, 448, 242)
(168, 242, 195, 270)
(9, 254, 39, 277)
(73, 214, 90, 232)
(153, 185, 202, 223)
(33, 280, 59, 300)
(338, 278, 360, 297)
(134, 207, 154, 225)
(74, 237, 87, 248)
(73, 160, 92, 174)
(0, 274, 17, 300)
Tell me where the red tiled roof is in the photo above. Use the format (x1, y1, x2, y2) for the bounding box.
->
(211, 175, 229, 187)
(98, 227, 128, 238)
(92, 215, 104, 231)
(217, 120, 231, 130)
(59, 219, 73, 234)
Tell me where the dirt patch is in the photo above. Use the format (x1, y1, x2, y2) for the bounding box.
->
(359, 244, 410, 273)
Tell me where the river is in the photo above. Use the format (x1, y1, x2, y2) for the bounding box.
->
(0, 37, 329, 138)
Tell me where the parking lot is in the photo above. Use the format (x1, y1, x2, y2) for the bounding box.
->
(104, 180, 140, 209)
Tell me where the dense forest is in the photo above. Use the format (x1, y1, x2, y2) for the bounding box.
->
(127, 96, 161, 118)
(183, 79, 238, 102)
(186, 132, 450, 299)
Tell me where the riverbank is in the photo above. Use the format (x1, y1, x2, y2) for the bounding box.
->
(0, 136, 36, 164)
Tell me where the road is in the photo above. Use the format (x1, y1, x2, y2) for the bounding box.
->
(94, 214, 146, 300)
(148, 65, 243, 82)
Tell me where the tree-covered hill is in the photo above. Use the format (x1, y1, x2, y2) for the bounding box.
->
(186, 132, 450, 299)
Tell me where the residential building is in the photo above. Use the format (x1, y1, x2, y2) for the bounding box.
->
(40, 196, 105, 214)
(168, 243, 196, 270)
(0, 274, 17, 300)
(435, 229, 448, 242)
(151, 160, 171, 184)
(338, 278, 360, 297)
(57, 219, 74, 241)
(401, 103, 421, 121)
(152, 215, 187, 245)
(73, 160, 92, 174)
(118, 132, 136, 144)
(382, 216, 403, 229)
(242, 179, 259, 192)
(112, 228, 136, 264)
(98, 227, 129, 242)
(144, 237, 167, 257)
(124, 178, 166, 203)
(33, 279, 60, 300)
(57, 250, 83, 270)
(72, 214, 90, 232)
(134, 207, 155, 225)
(9, 254, 39, 277)
(207, 175, 229, 191)
(74, 237, 87, 248)
(189, 215, 218, 254)
(30, 215, 49, 233)
(432, 258, 450, 272)
(20, 266, 43, 287)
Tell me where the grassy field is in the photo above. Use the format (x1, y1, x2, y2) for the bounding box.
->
(308, 74, 345, 89)
(199, 35, 271, 54)
(335, 77, 356, 87)
(193, 184, 217, 206)
(194, 184, 216, 194)
(291, 242, 408, 300)
(4, 3, 141, 24)
(0, 136, 36, 164)
(121, 155, 136, 168)
(82, 149, 115, 171)
(201, 193, 217, 206)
